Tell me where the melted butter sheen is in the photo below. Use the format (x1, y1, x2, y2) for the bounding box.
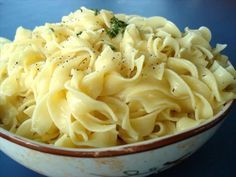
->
(0, 7, 235, 148)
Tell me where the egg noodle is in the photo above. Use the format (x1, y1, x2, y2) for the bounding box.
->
(0, 7, 235, 148)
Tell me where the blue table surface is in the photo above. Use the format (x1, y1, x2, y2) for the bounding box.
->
(0, 0, 236, 177)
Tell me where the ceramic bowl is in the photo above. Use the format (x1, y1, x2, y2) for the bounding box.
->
(0, 100, 234, 177)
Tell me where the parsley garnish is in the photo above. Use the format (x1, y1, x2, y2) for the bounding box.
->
(89, 8, 100, 16)
(106, 16, 128, 38)
(109, 44, 116, 51)
(50, 28, 54, 32)
(76, 31, 82, 37)
(94, 9, 100, 16)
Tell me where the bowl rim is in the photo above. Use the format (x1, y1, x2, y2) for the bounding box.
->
(0, 100, 234, 157)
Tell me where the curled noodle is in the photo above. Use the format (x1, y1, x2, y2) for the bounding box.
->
(0, 7, 235, 148)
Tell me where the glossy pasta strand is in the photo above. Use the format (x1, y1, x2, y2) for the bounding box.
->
(0, 7, 235, 148)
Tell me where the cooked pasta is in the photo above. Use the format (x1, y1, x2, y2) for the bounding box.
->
(0, 7, 235, 148)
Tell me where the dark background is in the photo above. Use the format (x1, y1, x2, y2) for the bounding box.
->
(0, 0, 235, 177)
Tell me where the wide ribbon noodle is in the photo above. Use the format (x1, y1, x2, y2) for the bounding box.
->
(0, 7, 235, 148)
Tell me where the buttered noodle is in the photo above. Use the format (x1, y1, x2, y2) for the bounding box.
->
(0, 7, 235, 148)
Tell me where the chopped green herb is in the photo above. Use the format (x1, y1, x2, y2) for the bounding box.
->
(109, 44, 116, 51)
(94, 9, 100, 16)
(50, 28, 54, 32)
(89, 8, 100, 16)
(76, 31, 82, 37)
(153, 35, 157, 39)
(106, 16, 128, 38)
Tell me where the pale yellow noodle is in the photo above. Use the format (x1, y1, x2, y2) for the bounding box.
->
(0, 7, 235, 148)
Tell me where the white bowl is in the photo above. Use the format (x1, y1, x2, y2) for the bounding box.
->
(0, 101, 234, 177)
